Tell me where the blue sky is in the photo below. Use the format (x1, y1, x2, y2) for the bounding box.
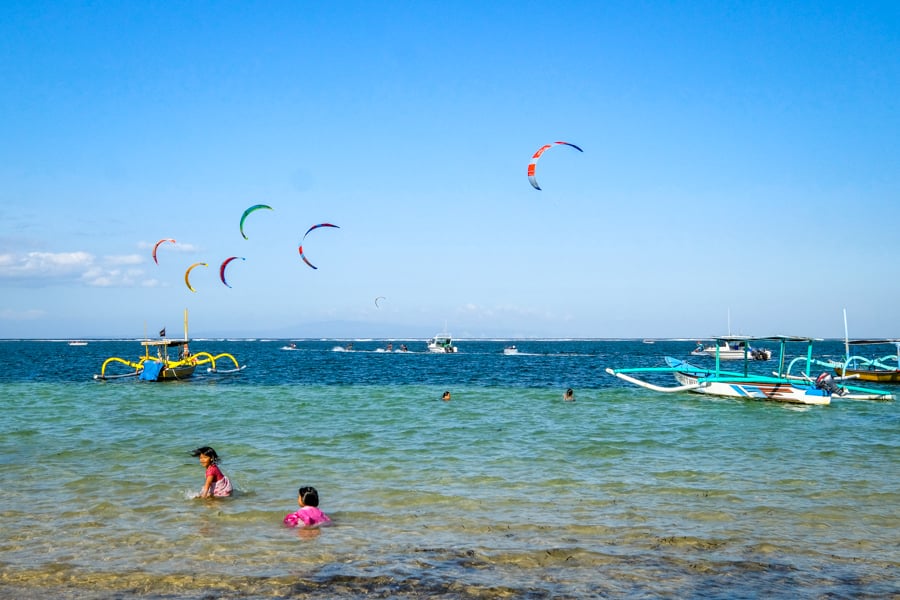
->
(1, 1, 898, 339)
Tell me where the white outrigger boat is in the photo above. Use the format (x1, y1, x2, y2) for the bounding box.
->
(426, 333, 458, 353)
(94, 310, 246, 381)
(607, 335, 894, 405)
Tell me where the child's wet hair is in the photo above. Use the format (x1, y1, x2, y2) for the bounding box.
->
(298, 486, 320, 507)
(191, 446, 220, 464)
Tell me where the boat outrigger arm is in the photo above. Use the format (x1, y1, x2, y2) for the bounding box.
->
(604, 368, 710, 393)
(813, 340, 900, 373)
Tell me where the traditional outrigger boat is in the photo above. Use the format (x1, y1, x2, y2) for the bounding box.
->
(606, 335, 894, 405)
(93, 310, 246, 381)
(805, 311, 900, 384)
(820, 339, 900, 384)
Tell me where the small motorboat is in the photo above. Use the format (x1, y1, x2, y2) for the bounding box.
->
(691, 337, 772, 360)
(426, 333, 457, 353)
(503, 345, 519, 355)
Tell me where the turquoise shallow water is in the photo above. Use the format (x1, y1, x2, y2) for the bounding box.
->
(0, 339, 898, 599)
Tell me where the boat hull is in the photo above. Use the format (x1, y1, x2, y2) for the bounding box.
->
(427, 346, 457, 353)
(673, 371, 831, 405)
(834, 366, 900, 384)
(157, 365, 197, 381)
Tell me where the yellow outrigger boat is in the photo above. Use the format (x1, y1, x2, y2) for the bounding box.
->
(93, 310, 245, 381)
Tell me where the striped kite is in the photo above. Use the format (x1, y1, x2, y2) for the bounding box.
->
(298, 223, 340, 270)
(527, 141, 583, 190)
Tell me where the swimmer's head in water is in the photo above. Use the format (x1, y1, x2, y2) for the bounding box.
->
(298, 486, 320, 507)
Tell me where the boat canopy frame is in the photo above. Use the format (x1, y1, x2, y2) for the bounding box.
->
(798, 338, 900, 374)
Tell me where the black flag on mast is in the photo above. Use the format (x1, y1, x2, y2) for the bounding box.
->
(159, 327, 166, 338)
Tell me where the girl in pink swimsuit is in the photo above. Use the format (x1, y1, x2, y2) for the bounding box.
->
(283, 486, 331, 527)
(191, 446, 233, 497)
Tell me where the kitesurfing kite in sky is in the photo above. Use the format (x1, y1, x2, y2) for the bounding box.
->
(527, 142, 583, 190)
(152, 238, 176, 264)
(219, 256, 245, 288)
(184, 262, 208, 292)
(298, 223, 340, 270)
(239, 204, 273, 240)
(375, 296, 386, 308)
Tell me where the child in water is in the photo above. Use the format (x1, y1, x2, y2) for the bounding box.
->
(283, 486, 331, 527)
(191, 446, 233, 497)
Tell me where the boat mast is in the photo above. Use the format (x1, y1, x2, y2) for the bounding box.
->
(843, 308, 850, 365)
(184, 308, 189, 341)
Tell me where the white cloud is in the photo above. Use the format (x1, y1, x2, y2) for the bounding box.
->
(0, 251, 148, 287)
(0, 251, 93, 278)
(104, 254, 144, 266)
(0, 308, 46, 320)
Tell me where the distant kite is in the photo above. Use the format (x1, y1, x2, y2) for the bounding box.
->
(298, 223, 340, 270)
(375, 296, 386, 308)
(527, 141, 583, 190)
(239, 204, 273, 240)
(219, 256, 245, 288)
(184, 262, 208, 292)
(152, 239, 176, 264)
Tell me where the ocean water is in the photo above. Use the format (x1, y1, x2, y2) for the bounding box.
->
(0, 339, 897, 599)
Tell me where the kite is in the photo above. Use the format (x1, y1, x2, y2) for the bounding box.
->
(219, 256, 245, 288)
(152, 239, 176, 264)
(527, 141, 583, 190)
(375, 296, 386, 308)
(298, 223, 340, 270)
(184, 262, 208, 293)
(239, 204, 273, 240)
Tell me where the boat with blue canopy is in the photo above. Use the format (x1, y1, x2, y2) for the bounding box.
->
(606, 335, 894, 405)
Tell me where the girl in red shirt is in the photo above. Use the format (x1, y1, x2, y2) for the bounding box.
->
(191, 446, 233, 497)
